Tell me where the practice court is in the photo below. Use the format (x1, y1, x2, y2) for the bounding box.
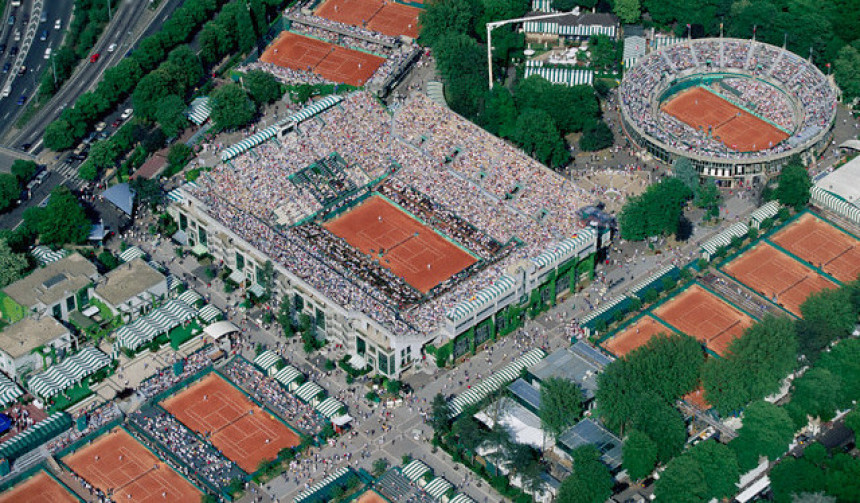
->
(770, 212, 860, 283)
(661, 87, 789, 152)
(0, 471, 78, 503)
(652, 285, 755, 356)
(600, 315, 671, 357)
(723, 243, 837, 316)
(315, 0, 421, 38)
(161, 373, 300, 473)
(62, 428, 200, 503)
(260, 32, 385, 87)
(324, 195, 478, 293)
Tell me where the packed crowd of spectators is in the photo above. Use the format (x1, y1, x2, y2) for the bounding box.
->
(241, 60, 332, 86)
(287, 8, 399, 47)
(620, 37, 836, 159)
(190, 90, 594, 336)
(136, 350, 213, 400)
(221, 357, 330, 436)
(129, 406, 243, 488)
(46, 402, 123, 454)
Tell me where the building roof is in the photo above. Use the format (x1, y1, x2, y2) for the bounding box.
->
(0, 317, 69, 359)
(529, 342, 611, 400)
(3, 253, 97, 308)
(815, 156, 860, 209)
(524, 11, 618, 27)
(94, 258, 166, 306)
(101, 183, 135, 216)
(557, 418, 623, 470)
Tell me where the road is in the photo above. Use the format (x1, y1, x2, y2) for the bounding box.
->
(0, 0, 74, 143)
(4, 0, 185, 152)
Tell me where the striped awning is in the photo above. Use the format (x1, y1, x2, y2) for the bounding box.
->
(166, 274, 182, 291)
(163, 299, 197, 321)
(166, 188, 185, 203)
(580, 295, 626, 326)
(0, 371, 23, 406)
(628, 265, 677, 298)
(253, 350, 281, 373)
(701, 222, 749, 257)
(274, 365, 302, 388)
(523, 21, 616, 38)
(531, 0, 554, 11)
(424, 477, 453, 500)
(749, 201, 780, 227)
(448, 348, 546, 417)
(401, 460, 430, 482)
(0, 412, 71, 461)
(186, 97, 212, 125)
(30, 246, 68, 266)
(449, 494, 477, 503)
(447, 275, 517, 323)
(531, 228, 596, 271)
(315, 397, 344, 418)
(119, 246, 146, 263)
(524, 63, 594, 86)
(178, 289, 203, 306)
(294, 466, 350, 503)
(295, 381, 324, 403)
(28, 347, 110, 398)
(288, 95, 343, 123)
(115, 298, 197, 350)
(197, 304, 221, 323)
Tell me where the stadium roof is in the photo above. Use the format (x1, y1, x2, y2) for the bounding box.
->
(815, 155, 860, 209)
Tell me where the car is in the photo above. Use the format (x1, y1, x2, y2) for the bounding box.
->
(0, 44, 6, 54)
(111, 119, 121, 128)
(7, 15, 13, 25)
(95, 121, 107, 132)
(54, 19, 61, 30)
(107, 43, 117, 53)
(10, 46, 18, 56)
(16, 94, 26, 105)
(89, 53, 100, 63)
(43, 47, 51, 59)
(120, 108, 133, 120)
(2, 63, 9, 73)
(98, 131, 109, 140)
(40, 11, 47, 23)
(17, 65, 25, 76)
(1, 86, 10, 98)
(20, 142, 31, 150)
(13, 30, 20, 42)
(39, 30, 47, 41)
(21, 14, 28, 24)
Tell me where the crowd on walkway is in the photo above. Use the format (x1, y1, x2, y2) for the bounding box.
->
(620, 38, 836, 159)
(47, 402, 122, 454)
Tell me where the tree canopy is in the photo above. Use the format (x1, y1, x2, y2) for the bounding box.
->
(0, 239, 28, 288)
(23, 186, 91, 248)
(618, 178, 693, 240)
(775, 159, 811, 210)
(730, 401, 795, 471)
(622, 429, 657, 481)
(243, 70, 284, 105)
(539, 377, 583, 438)
(0, 174, 20, 213)
(556, 445, 613, 503)
(210, 84, 257, 130)
(796, 286, 856, 361)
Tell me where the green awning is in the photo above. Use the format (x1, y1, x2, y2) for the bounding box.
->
(190, 243, 208, 256)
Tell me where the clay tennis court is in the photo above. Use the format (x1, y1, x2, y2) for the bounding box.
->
(600, 315, 671, 357)
(62, 428, 200, 503)
(260, 32, 385, 87)
(356, 489, 391, 503)
(0, 470, 78, 503)
(661, 87, 788, 152)
(161, 373, 300, 473)
(315, 0, 421, 38)
(652, 285, 754, 356)
(723, 243, 837, 317)
(771, 213, 860, 283)
(324, 195, 477, 293)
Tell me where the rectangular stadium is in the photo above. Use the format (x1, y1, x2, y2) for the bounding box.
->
(170, 92, 601, 376)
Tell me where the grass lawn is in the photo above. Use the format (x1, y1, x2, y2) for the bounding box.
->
(49, 382, 93, 413)
(169, 321, 201, 350)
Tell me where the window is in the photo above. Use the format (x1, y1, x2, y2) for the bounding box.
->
(315, 308, 325, 330)
(378, 352, 388, 374)
(52, 304, 62, 319)
(198, 227, 208, 245)
(179, 212, 188, 231)
(66, 296, 75, 312)
(356, 337, 366, 356)
(236, 252, 245, 270)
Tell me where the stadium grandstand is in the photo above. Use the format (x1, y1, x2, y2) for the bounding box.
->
(169, 92, 606, 378)
(619, 37, 837, 186)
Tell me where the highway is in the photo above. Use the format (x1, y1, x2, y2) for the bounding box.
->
(3, 0, 185, 152)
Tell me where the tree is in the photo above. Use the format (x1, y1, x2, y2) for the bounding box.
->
(166, 46, 204, 92)
(775, 159, 811, 210)
(433, 32, 487, 118)
(834, 41, 860, 101)
(588, 35, 620, 72)
(451, 416, 484, 454)
(618, 178, 693, 240)
(130, 178, 162, 210)
(623, 429, 657, 481)
(797, 286, 855, 361)
(10, 160, 37, 186)
(771, 457, 828, 503)
(0, 174, 19, 212)
(44, 120, 77, 151)
(371, 458, 389, 476)
(557, 445, 612, 503)
(629, 391, 687, 463)
(844, 410, 860, 437)
(478, 86, 517, 138)
(98, 58, 143, 102)
(419, 0, 483, 46)
(199, 23, 229, 65)
(134, 68, 182, 120)
(695, 182, 722, 220)
(435, 343, 451, 367)
(614, 0, 641, 23)
(24, 186, 90, 248)
(243, 70, 283, 106)
(0, 239, 27, 287)
(78, 161, 98, 181)
(786, 368, 842, 427)
(730, 401, 795, 471)
(672, 157, 698, 190)
(134, 33, 167, 72)
(430, 393, 452, 437)
(210, 84, 256, 130)
(654, 454, 708, 503)
(579, 120, 614, 152)
(688, 440, 740, 500)
(155, 95, 190, 138)
(89, 140, 121, 171)
(539, 377, 583, 438)
(512, 108, 570, 168)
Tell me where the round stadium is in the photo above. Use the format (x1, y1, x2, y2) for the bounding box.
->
(619, 37, 837, 185)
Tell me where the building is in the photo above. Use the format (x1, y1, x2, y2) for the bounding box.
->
(527, 341, 613, 405)
(811, 155, 860, 225)
(0, 316, 73, 380)
(554, 418, 623, 472)
(523, 11, 619, 43)
(92, 258, 167, 322)
(1, 253, 99, 323)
